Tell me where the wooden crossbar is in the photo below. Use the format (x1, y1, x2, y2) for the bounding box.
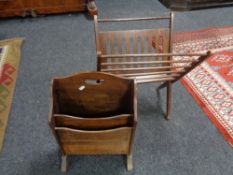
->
(101, 60, 198, 66)
(100, 53, 206, 58)
(98, 16, 171, 23)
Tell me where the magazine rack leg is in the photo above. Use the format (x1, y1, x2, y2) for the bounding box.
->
(61, 155, 68, 172)
(166, 82, 172, 120)
(127, 153, 133, 171)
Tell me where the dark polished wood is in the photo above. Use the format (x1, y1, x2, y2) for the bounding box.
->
(159, 0, 233, 10)
(54, 114, 132, 130)
(49, 72, 137, 172)
(0, 0, 97, 17)
(93, 13, 210, 119)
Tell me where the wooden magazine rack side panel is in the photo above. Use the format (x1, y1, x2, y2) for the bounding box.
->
(54, 114, 132, 130)
(52, 72, 134, 117)
(98, 29, 170, 73)
(55, 127, 132, 154)
(94, 14, 173, 77)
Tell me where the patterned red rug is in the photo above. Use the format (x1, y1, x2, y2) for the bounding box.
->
(173, 27, 233, 146)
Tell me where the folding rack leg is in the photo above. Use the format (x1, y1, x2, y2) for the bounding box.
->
(61, 155, 68, 172)
(166, 82, 172, 120)
(127, 153, 133, 171)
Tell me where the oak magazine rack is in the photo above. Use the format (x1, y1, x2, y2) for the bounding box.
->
(94, 13, 211, 119)
(49, 72, 137, 172)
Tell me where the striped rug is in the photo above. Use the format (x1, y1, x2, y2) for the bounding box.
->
(0, 38, 23, 152)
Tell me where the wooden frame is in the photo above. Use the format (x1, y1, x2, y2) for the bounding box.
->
(49, 72, 137, 172)
(93, 13, 211, 119)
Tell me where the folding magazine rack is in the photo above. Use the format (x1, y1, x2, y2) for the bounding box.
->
(49, 72, 137, 172)
(94, 13, 210, 119)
